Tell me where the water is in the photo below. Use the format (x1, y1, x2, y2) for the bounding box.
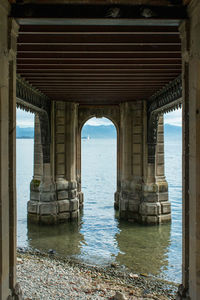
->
(16, 135, 182, 283)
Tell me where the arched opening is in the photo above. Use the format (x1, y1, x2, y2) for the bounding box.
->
(80, 117, 118, 264)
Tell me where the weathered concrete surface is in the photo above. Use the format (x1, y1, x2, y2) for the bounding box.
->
(178, 0, 200, 298)
(0, 1, 21, 298)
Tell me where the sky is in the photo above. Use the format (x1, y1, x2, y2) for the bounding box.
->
(16, 107, 182, 128)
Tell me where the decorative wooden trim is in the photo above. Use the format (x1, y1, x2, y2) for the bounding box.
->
(147, 75, 182, 163)
(16, 75, 51, 163)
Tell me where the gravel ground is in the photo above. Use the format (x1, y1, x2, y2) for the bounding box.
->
(17, 249, 178, 300)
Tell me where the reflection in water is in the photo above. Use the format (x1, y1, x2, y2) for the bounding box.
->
(115, 220, 170, 277)
(27, 221, 84, 257)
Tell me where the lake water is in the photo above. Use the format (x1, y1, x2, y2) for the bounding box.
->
(16, 135, 182, 283)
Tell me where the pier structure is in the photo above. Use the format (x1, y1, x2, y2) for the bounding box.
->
(0, 0, 200, 298)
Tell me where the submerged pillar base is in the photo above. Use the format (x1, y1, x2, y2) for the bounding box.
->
(114, 191, 120, 210)
(139, 182, 171, 225)
(119, 182, 171, 225)
(28, 179, 80, 224)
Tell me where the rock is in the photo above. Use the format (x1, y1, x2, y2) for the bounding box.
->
(48, 249, 56, 255)
(113, 291, 127, 300)
(17, 258, 23, 264)
(129, 273, 139, 279)
(111, 263, 118, 268)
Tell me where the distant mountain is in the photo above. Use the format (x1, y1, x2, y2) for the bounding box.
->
(16, 124, 182, 140)
(16, 126, 34, 138)
(82, 125, 117, 139)
(164, 124, 182, 139)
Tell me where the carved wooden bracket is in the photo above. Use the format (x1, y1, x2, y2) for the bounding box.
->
(16, 75, 51, 163)
(147, 75, 182, 163)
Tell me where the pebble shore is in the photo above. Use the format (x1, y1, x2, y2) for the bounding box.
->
(17, 248, 178, 300)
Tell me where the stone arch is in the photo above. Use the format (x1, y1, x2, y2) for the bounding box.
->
(77, 105, 121, 209)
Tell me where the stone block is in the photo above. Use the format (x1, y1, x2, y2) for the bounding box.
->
(28, 213, 39, 223)
(132, 165, 142, 176)
(56, 180, 69, 191)
(40, 215, 57, 225)
(57, 153, 65, 164)
(40, 182, 56, 193)
(133, 144, 141, 154)
(56, 117, 65, 125)
(71, 209, 80, 219)
(158, 213, 171, 223)
(128, 202, 139, 212)
(56, 143, 65, 153)
(156, 144, 164, 153)
(158, 182, 168, 193)
(56, 133, 65, 143)
(156, 154, 164, 164)
(56, 109, 65, 117)
(39, 202, 57, 215)
(69, 189, 77, 199)
(133, 134, 142, 143)
(156, 165, 164, 176)
(69, 181, 77, 189)
(78, 192, 84, 205)
(133, 125, 142, 134)
(161, 202, 171, 214)
(133, 154, 141, 165)
(56, 164, 65, 175)
(158, 192, 168, 202)
(157, 134, 164, 143)
(30, 179, 41, 191)
(58, 200, 70, 212)
(56, 125, 64, 133)
(140, 202, 161, 216)
(120, 198, 128, 211)
(57, 190, 69, 200)
(143, 192, 159, 203)
(58, 212, 70, 222)
(27, 201, 38, 213)
(30, 190, 40, 201)
(70, 198, 79, 211)
(40, 191, 56, 202)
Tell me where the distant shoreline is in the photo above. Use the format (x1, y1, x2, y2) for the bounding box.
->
(17, 137, 34, 139)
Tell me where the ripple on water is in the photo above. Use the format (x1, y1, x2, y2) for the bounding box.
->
(17, 137, 182, 283)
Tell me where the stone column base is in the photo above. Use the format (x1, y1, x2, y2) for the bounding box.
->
(119, 190, 141, 222)
(139, 201, 171, 224)
(114, 191, 120, 210)
(78, 191, 84, 208)
(28, 179, 80, 224)
(119, 182, 171, 224)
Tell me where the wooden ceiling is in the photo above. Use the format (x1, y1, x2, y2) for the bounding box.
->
(14, 3, 184, 104)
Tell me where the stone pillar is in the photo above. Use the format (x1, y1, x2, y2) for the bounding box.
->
(54, 102, 80, 221)
(119, 101, 143, 221)
(0, 1, 22, 299)
(140, 114, 170, 224)
(28, 102, 80, 224)
(119, 102, 169, 224)
(33, 114, 43, 181)
(28, 110, 57, 224)
(178, 1, 200, 298)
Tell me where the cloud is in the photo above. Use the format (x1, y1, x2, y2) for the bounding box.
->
(164, 108, 182, 127)
(85, 117, 113, 126)
(17, 108, 34, 127)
